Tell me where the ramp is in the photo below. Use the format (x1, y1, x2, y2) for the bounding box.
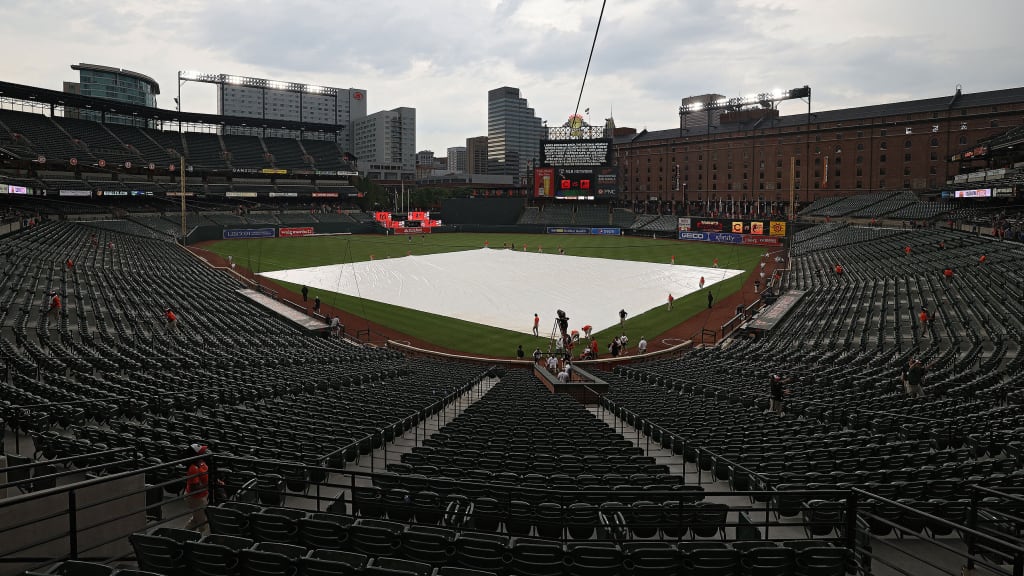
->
(237, 288, 327, 333)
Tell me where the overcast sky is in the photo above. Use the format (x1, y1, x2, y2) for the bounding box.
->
(2, 0, 1022, 155)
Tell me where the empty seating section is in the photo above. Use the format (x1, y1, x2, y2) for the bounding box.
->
(598, 221, 1024, 556)
(849, 191, 917, 218)
(302, 140, 347, 171)
(182, 132, 228, 170)
(137, 128, 185, 161)
(0, 109, 88, 161)
(0, 109, 367, 178)
(50, 116, 139, 166)
(103, 124, 181, 164)
(124, 520, 852, 576)
(638, 215, 678, 232)
(888, 201, 956, 220)
(801, 191, 956, 221)
(222, 135, 269, 169)
(264, 137, 309, 169)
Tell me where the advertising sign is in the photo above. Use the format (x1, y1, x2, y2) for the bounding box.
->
(223, 228, 276, 239)
(954, 188, 992, 198)
(534, 167, 556, 198)
(279, 227, 314, 237)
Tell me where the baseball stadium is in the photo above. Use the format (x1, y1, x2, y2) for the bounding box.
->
(1, 57, 1024, 576)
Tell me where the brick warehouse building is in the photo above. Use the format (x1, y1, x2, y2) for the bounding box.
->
(613, 86, 1024, 213)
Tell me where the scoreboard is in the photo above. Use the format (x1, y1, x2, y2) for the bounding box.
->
(535, 138, 617, 200)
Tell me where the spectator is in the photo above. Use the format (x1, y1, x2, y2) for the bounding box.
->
(532, 347, 542, 363)
(533, 313, 540, 337)
(184, 444, 210, 530)
(165, 308, 178, 332)
(768, 374, 795, 414)
(638, 336, 648, 354)
(47, 291, 62, 319)
(516, 345, 524, 360)
(905, 359, 934, 398)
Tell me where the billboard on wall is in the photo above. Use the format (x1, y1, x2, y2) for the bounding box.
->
(279, 227, 314, 237)
(678, 231, 781, 246)
(223, 228, 276, 239)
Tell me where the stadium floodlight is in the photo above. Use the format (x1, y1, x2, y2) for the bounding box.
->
(267, 80, 287, 90)
(226, 75, 242, 85)
(179, 70, 200, 81)
(680, 85, 811, 114)
(306, 84, 324, 94)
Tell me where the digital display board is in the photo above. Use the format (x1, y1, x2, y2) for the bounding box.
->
(955, 188, 992, 198)
(540, 138, 613, 167)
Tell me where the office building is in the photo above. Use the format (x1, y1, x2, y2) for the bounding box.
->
(466, 136, 488, 175)
(447, 146, 467, 173)
(203, 73, 366, 149)
(66, 63, 160, 124)
(353, 107, 416, 181)
(487, 87, 544, 183)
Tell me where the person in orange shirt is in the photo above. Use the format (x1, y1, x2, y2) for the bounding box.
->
(904, 245, 912, 256)
(47, 292, 61, 319)
(165, 308, 179, 332)
(65, 258, 74, 269)
(979, 254, 987, 264)
(184, 444, 210, 530)
(667, 293, 674, 310)
(835, 264, 843, 275)
(582, 324, 593, 339)
(532, 313, 540, 337)
(943, 268, 954, 283)
(699, 276, 705, 289)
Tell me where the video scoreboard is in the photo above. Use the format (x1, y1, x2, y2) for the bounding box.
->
(535, 137, 617, 200)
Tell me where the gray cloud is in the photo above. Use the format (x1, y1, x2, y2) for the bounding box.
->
(0, 0, 1021, 154)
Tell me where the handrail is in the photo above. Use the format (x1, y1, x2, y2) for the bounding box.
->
(585, 384, 769, 486)
(622, 362, 959, 425)
(851, 487, 1024, 555)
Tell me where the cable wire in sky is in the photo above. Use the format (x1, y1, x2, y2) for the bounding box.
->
(574, 0, 607, 119)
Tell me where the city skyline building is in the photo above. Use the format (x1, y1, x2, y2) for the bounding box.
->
(353, 106, 416, 181)
(487, 87, 544, 184)
(65, 63, 160, 125)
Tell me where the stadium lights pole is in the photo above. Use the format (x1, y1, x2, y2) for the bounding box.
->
(179, 153, 186, 245)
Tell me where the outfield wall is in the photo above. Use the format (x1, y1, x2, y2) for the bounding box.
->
(187, 222, 378, 243)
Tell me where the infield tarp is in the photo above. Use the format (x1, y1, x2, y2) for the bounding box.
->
(258, 248, 743, 335)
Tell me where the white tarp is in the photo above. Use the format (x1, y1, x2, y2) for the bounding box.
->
(258, 248, 743, 335)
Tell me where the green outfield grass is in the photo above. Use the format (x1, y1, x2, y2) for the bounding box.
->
(206, 233, 769, 356)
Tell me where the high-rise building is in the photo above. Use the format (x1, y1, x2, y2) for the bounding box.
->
(200, 73, 366, 150)
(487, 87, 544, 183)
(353, 107, 416, 180)
(66, 63, 160, 125)
(466, 136, 488, 175)
(446, 146, 467, 173)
